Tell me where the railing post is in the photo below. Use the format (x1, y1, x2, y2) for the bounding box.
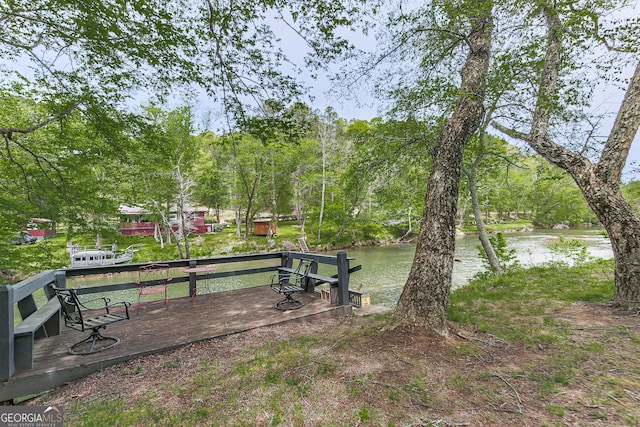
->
(0, 285, 15, 381)
(282, 252, 293, 268)
(336, 251, 350, 305)
(306, 260, 319, 293)
(188, 260, 197, 299)
(51, 270, 67, 295)
(43, 271, 66, 337)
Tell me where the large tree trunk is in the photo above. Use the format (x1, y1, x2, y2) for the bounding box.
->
(392, 4, 493, 335)
(581, 184, 640, 308)
(494, 5, 640, 310)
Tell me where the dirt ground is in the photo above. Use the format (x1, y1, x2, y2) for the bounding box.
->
(30, 303, 640, 426)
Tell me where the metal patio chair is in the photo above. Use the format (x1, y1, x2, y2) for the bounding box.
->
(270, 258, 313, 310)
(53, 287, 130, 355)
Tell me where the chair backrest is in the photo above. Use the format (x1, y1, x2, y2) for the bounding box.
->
(293, 259, 313, 287)
(136, 263, 171, 286)
(53, 288, 85, 331)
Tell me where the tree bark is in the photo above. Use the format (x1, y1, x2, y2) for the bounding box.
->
(392, 4, 493, 335)
(318, 131, 327, 241)
(465, 163, 502, 273)
(493, 5, 640, 309)
(581, 182, 640, 308)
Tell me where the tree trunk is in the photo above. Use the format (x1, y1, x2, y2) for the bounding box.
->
(240, 169, 259, 240)
(466, 167, 502, 273)
(269, 156, 278, 234)
(318, 135, 327, 241)
(580, 184, 640, 308)
(392, 4, 493, 335)
(235, 208, 241, 237)
(493, 5, 640, 310)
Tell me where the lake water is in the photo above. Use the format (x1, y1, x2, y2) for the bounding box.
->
(341, 228, 613, 308)
(68, 228, 613, 310)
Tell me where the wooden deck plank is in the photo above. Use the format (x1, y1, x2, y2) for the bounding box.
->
(1, 286, 350, 402)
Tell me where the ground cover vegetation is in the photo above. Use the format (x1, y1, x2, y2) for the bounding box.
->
(30, 258, 640, 426)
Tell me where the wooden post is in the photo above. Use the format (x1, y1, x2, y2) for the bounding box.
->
(336, 251, 350, 305)
(41, 270, 65, 337)
(52, 270, 67, 292)
(0, 285, 15, 381)
(188, 259, 197, 299)
(283, 252, 293, 269)
(306, 260, 319, 293)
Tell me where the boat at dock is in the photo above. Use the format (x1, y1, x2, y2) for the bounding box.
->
(69, 243, 142, 267)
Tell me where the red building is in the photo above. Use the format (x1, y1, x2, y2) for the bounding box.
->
(118, 204, 213, 236)
(25, 218, 56, 239)
(181, 206, 212, 234)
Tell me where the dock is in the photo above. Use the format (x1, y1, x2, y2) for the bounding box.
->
(1, 286, 350, 402)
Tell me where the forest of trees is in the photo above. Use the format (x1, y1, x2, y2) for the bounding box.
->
(0, 100, 619, 249)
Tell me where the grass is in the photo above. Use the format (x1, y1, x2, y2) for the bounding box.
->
(30, 259, 640, 426)
(448, 259, 614, 343)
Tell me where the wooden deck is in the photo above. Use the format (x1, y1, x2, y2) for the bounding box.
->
(1, 286, 351, 402)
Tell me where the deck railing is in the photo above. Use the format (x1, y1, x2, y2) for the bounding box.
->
(0, 251, 354, 382)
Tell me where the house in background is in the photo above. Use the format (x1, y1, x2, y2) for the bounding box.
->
(25, 218, 56, 240)
(171, 206, 212, 234)
(118, 204, 156, 236)
(118, 204, 213, 236)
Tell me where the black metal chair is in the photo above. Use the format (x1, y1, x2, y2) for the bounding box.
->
(270, 258, 313, 310)
(53, 287, 130, 355)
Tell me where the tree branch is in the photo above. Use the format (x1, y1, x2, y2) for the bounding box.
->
(0, 101, 81, 136)
(492, 5, 594, 178)
(530, 5, 563, 142)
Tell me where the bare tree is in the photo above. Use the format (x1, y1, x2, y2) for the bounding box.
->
(315, 110, 338, 241)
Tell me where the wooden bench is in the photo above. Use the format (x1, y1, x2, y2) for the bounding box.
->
(279, 260, 363, 305)
(13, 296, 60, 370)
(277, 267, 339, 286)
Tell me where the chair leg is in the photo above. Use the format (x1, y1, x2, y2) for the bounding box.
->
(69, 327, 120, 355)
(275, 292, 305, 311)
(137, 289, 169, 313)
(191, 288, 214, 304)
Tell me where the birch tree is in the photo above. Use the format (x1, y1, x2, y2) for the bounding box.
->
(314, 109, 340, 241)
